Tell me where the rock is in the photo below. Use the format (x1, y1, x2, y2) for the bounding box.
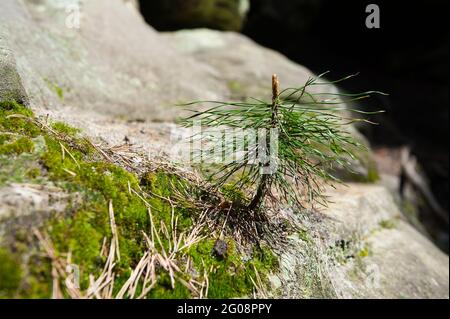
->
(0, 183, 71, 245)
(0, 31, 28, 105)
(271, 184, 449, 298)
(213, 239, 228, 259)
(0, 0, 227, 122)
(124, 0, 139, 10)
(139, 0, 250, 32)
(0, 0, 338, 122)
(163, 28, 340, 100)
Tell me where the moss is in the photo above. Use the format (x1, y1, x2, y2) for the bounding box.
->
(0, 153, 45, 187)
(0, 134, 11, 145)
(185, 239, 277, 299)
(0, 248, 22, 299)
(358, 244, 371, 258)
(221, 183, 247, 204)
(298, 229, 312, 243)
(147, 273, 192, 299)
(51, 122, 80, 136)
(0, 101, 40, 137)
(0, 136, 34, 155)
(366, 166, 380, 183)
(379, 219, 397, 230)
(341, 163, 380, 183)
(25, 167, 42, 179)
(44, 79, 65, 101)
(144, 0, 245, 31)
(227, 80, 248, 99)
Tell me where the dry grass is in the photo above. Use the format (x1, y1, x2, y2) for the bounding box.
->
(34, 197, 210, 299)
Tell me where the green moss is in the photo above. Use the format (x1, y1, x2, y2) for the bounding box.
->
(0, 150, 48, 187)
(0, 134, 12, 145)
(186, 239, 277, 299)
(0, 248, 22, 299)
(379, 219, 397, 230)
(0, 101, 40, 137)
(358, 244, 371, 258)
(51, 122, 80, 136)
(147, 0, 245, 31)
(298, 229, 312, 243)
(221, 183, 247, 204)
(0, 136, 34, 155)
(25, 167, 41, 179)
(340, 162, 380, 183)
(147, 273, 192, 299)
(366, 166, 380, 183)
(44, 79, 65, 101)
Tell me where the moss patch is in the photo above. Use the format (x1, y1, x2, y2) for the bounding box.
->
(142, 0, 246, 31)
(0, 136, 34, 155)
(44, 79, 65, 101)
(0, 248, 22, 299)
(379, 219, 397, 230)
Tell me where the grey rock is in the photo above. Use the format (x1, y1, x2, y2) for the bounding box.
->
(139, 0, 250, 31)
(0, 29, 28, 104)
(270, 184, 449, 298)
(0, 183, 71, 244)
(1, 0, 227, 121)
(163, 28, 338, 100)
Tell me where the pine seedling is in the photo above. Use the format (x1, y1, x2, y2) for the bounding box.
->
(180, 73, 384, 213)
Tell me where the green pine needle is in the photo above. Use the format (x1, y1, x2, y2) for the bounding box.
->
(179, 73, 385, 212)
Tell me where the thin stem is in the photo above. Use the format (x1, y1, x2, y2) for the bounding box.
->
(247, 74, 279, 211)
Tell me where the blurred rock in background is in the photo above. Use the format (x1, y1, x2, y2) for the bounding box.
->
(139, 0, 250, 31)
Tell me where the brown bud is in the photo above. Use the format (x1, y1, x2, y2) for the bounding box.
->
(272, 74, 280, 102)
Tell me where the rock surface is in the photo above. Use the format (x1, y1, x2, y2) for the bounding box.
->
(163, 28, 340, 100)
(1, 0, 226, 122)
(139, 0, 250, 31)
(0, 31, 28, 104)
(271, 184, 449, 298)
(0, 0, 448, 298)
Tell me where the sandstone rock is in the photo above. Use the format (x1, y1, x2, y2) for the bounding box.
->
(0, 0, 226, 122)
(163, 28, 339, 100)
(271, 184, 449, 298)
(0, 31, 28, 105)
(0, 183, 71, 245)
(139, 0, 250, 32)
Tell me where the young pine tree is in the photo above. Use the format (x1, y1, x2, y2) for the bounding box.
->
(180, 73, 383, 212)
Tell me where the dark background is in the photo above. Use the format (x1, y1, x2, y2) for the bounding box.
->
(242, 0, 449, 250)
(244, 0, 448, 155)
